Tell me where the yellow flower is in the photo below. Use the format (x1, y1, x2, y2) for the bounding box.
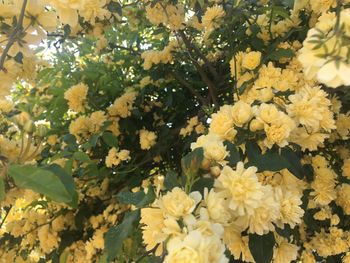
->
(38, 225, 59, 253)
(311, 166, 337, 206)
(242, 51, 262, 70)
(164, 231, 228, 263)
(191, 134, 228, 164)
(273, 237, 299, 263)
(223, 227, 254, 262)
(0, 99, 14, 113)
(157, 187, 201, 218)
(140, 208, 177, 256)
(310, 0, 336, 14)
(47, 135, 58, 146)
(139, 129, 157, 150)
(342, 159, 350, 179)
(336, 113, 350, 139)
(202, 5, 226, 31)
(244, 185, 280, 235)
(336, 184, 350, 215)
(64, 83, 89, 113)
(209, 105, 236, 140)
(289, 127, 329, 151)
(215, 162, 263, 216)
(105, 147, 130, 168)
(108, 90, 137, 118)
(254, 104, 295, 148)
(79, 0, 110, 25)
(231, 101, 253, 127)
(275, 188, 304, 228)
(202, 188, 231, 225)
(49, 0, 80, 27)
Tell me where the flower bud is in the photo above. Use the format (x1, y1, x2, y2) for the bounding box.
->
(210, 166, 221, 177)
(13, 112, 31, 127)
(36, 125, 49, 137)
(23, 120, 36, 134)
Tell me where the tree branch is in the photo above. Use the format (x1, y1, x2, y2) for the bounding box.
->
(178, 31, 219, 109)
(0, 0, 28, 71)
(178, 30, 220, 81)
(172, 71, 208, 106)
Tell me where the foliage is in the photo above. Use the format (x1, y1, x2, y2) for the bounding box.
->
(1, 0, 350, 262)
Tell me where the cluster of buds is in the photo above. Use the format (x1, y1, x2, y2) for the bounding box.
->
(12, 112, 49, 138)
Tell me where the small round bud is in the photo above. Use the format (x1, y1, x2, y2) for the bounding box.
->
(13, 112, 31, 127)
(210, 166, 221, 177)
(23, 120, 36, 134)
(36, 125, 49, 137)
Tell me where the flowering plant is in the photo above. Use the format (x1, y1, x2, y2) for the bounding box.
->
(1, 0, 350, 262)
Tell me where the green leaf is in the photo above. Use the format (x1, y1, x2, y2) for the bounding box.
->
(139, 256, 162, 263)
(45, 164, 78, 208)
(107, 1, 122, 16)
(73, 151, 91, 163)
(102, 132, 119, 148)
(249, 232, 275, 263)
(268, 48, 294, 61)
(224, 141, 240, 166)
(281, 0, 294, 8)
(246, 141, 289, 172)
(117, 191, 145, 205)
(164, 170, 181, 190)
(117, 187, 155, 208)
(8, 164, 76, 206)
(191, 177, 214, 195)
(63, 134, 78, 152)
(281, 147, 304, 179)
(0, 177, 5, 201)
(98, 252, 108, 263)
(14, 52, 23, 64)
(138, 187, 156, 207)
(59, 251, 69, 263)
(181, 148, 204, 176)
(105, 210, 140, 261)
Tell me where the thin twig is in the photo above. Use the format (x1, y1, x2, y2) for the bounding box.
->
(24, 142, 42, 162)
(178, 31, 219, 109)
(178, 30, 220, 81)
(0, 0, 28, 70)
(23, 213, 61, 235)
(0, 206, 12, 229)
(172, 71, 207, 105)
(19, 133, 32, 163)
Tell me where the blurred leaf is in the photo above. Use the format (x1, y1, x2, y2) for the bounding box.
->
(268, 48, 294, 61)
(249, 232, 275, 263)
(73, 151, 91, 163)
(107, 1, 122, 16)
(281, 147, 304, 179)
(224, 141, 240, 166)
(246, 141, 290, 172)
(117, 187, 155, 208)
(105, 210, 140, 261)
(181, 147, 204, 176)
(164, 170, 181, 190)
(0, 177, 5, 201)
(102, 132, 119, 148)
(191, 177, 214, 195)
(8, 164, 77, 206)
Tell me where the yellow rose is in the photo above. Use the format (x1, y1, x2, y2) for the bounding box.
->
(242, 51, 262, 70)
(191, 134, 228, 163)
(342, 159, 350, 179)
(158, 187, 201, 218)
(209, 105, 236, 140)
(231, 101, 253, 127)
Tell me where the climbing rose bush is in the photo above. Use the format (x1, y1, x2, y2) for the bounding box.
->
(1, 0, 350, 262)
